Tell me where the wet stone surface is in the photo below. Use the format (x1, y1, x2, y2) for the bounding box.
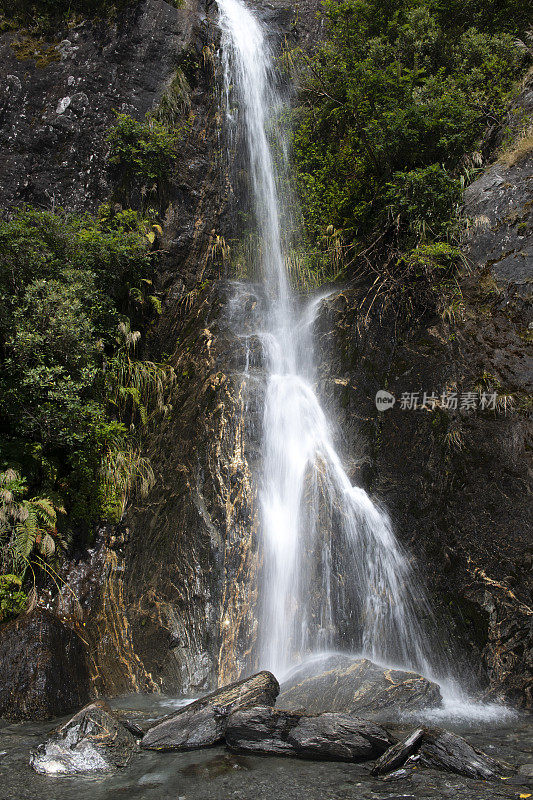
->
(277, 656, 442, 720)
(0, 697, 532, 800)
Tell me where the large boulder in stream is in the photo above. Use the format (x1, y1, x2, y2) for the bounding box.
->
(30, 701, 138, 775)
(0, 609, 91, 720)
(277, 655, 442, 720)
(141, 670, 280, 750)
(225, 705, 394, 761)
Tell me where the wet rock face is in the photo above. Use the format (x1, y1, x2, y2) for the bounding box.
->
(0, 0, 196, 212)
(313, 83, 533, 706)
(464, 77, 533, 294)
(0, 609, 91, 721)
(277, 656, 442, 720)
(142, 670, 279, 750)
(30, 701, 137, 774)
(225, 705, 393, 761)
(0, 0, 248, 699)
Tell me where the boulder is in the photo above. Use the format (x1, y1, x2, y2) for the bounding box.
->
(277, 655, 442, 720)
(30, 701, 138, 775)
(419, 729, 506, 780)
(225, 705, 394, 761)
(0, 609, 91, 721)
(371, 728, 425, 775)
(141, 670, 280, 751)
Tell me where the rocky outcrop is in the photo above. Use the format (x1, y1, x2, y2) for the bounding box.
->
(30, 701, 137, 774)
(277, 656, 442, 720)
(419, 728, 506, 780)
(0, 609, 91, 721)
(0, 0, 238, 700)
(141, 670, 279, 750)
(313, 79, 533, 705)
(465, 75, 533, 295)
(0, 0, 198, 212)
(225, 705, 393, 760)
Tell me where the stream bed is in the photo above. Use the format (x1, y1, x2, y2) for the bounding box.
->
(1, 696, 532, 800)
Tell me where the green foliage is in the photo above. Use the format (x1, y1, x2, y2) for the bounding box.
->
(151, 68, 191, 126)
(107, 113, 181, 210)
(0, 207, 152, 448)
(291, 0, 530, 295)
(0, 468, 64, 579)
(385, 165, 461, 239)
(384, 242, 467, 319)
(0, 0, 142, 35)
(0, 206, 174, 543)
(0, 574, 27, 623)
(105, 319, 175, 428)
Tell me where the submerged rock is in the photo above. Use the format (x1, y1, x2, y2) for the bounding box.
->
(225, 705, 394, 761)
(141, 671, 280, 751)
(419, 728, 506, 780)
(0, 609, 91, 721)
(30, 701, 137, 775)
(277, 656, 442, 720)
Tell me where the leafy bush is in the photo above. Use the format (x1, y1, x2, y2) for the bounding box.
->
(107, 114, 181, 210)
(290, 0, 530, 295)
(0, 468, 64, 577)
(385, 165, 461, 239)
(0, 207, 173, 540)
(0, 574, 26, 623)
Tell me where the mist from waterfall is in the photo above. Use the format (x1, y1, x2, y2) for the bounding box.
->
(217, 0, 441, 684)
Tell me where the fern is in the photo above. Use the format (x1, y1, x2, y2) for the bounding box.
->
(0, 470, 64, 578)
(99, 445, 155, 518)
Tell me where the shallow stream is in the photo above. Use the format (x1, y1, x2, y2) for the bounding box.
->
(1, 696, 531, 800)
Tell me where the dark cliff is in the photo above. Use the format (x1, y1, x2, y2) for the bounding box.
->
(314, 82, 533, 703)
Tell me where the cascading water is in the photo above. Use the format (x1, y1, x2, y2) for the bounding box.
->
(217, 0, 440, 684)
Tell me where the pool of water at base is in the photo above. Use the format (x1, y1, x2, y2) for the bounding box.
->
(0, 696, 532, 800)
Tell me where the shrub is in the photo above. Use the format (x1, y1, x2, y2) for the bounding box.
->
(291, 0, 530, 289)
(0, 207, 172, 538)
(0, 574, 27, 623)
(107, 113, 181, 210)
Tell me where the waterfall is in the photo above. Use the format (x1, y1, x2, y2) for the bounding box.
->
(217, 0, 439, 681)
